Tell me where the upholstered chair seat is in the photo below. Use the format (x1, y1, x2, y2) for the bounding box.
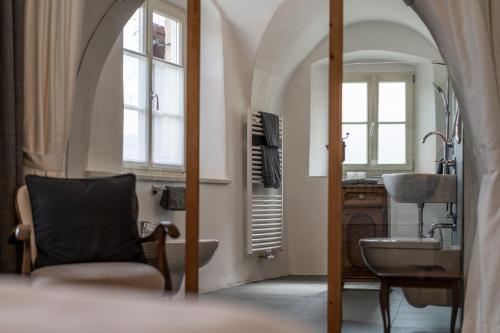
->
(30, 262, 165, 291)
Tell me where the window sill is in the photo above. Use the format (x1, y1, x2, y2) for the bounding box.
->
(133, 173, 232, 185)
(308, 169, 415, 178)
(86, 169, 232, 185)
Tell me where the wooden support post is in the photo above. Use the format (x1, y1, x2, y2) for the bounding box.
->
(185, 0, 201, 295)
(328, 0, 344, 332)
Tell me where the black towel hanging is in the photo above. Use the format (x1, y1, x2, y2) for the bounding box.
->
(159, 187, 169, 210)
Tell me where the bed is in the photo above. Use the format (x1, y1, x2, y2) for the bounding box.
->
(0, 279, 312, 333)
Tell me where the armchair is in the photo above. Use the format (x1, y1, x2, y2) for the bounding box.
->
(13, 184, 180, 293)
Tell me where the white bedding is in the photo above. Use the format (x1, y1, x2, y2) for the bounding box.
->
(0, 279, 311, 333)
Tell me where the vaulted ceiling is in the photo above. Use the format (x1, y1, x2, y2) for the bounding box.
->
(213, 0, 439, 112)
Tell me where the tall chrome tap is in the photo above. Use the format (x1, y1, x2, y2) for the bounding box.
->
(423, 79, 458, 241)
(422, 82, 455, 174)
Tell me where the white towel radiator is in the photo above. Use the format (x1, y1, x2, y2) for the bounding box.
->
(246, 110, 284, 255)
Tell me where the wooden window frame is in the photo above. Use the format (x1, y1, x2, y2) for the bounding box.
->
(122, 0, 187, 172)
(342, 72, 415, 173)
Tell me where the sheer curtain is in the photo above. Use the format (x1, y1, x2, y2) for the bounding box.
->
(23, 0, 84, 176)
(405, 1, 500, 332)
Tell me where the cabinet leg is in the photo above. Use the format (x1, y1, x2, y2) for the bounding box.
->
(379, 280, 391, 333)
(450, 280, 460, 333)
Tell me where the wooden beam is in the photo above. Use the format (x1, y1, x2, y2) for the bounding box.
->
(328, 0, 343, 332)
(185, 0, 201, 295)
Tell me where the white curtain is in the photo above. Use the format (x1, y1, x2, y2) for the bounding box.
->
(23, 0, 84, 176)
(405, 1, 500, 332)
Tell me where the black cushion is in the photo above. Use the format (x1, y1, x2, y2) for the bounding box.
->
(26, 174, 146, 269)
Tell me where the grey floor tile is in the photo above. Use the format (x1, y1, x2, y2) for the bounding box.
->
(395, 309, 453, 320)
(392, 317, 451, 329)
(203, 276, 458, 333)
(294, 312, 327, 333)
(390, 328, 449, 333)
(341, 321, 383, 333)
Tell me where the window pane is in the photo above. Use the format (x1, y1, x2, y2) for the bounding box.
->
(152, 61, 184, 166)
(123, 109, 147, 162)
(342, 82, 368, 122)
(378, 82, 406, 122)
(152, 115, 184, 166)
(342, 124, 368, 164)
(124, 7, 144, 53)
(152, 12, 181, 64)
(378, 124, 406, 164)
(153, 60, 184, 116)
(123, 54, 147, 108)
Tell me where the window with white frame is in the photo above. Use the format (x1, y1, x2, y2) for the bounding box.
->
(122, 1, 185, 171)
(342, 73, 414, 171)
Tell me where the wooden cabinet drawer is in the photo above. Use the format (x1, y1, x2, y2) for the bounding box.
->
(341, 184, 388, 282)
(342, 207, 388, 277)
(343, 186, 387, 206)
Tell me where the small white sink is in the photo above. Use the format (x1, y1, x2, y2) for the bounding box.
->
(360, 237, 460, 307)
(383, 173, 456, 203)
(359, 237, 459, 273)
(166, 239, 219, 294)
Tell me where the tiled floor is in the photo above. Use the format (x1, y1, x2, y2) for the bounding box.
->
(201, 276, 459, 333)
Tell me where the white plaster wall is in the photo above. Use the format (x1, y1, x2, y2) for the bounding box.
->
(284, 22, 448, 274)
(284, 40, 329, 275)
(69, 0, 144, 177)
(251, 0, 329, 113)
(433, 64, 450, 157)
(251, 0, 440, 120)
(389, 61, 448, 240)
(86, 0, 227, 179)
(463, 126, 479, 280)
(87, 35, 124, 173)
(309, 60, 329, 177)
(414, 62, 437, 174)
(199, 0, 227, 179)
(72, 0, 290, 293)
(196, 1, 290, 290)
(344, 21, 441, 62)
(71, 0, 456, 289)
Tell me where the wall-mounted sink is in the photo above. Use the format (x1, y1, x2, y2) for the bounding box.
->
(383, 173, 456, 203)
(166, 239, 219, 295)
(360, 237, 461, 307)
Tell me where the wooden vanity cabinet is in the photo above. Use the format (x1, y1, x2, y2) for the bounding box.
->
(342, 184, 388, 282)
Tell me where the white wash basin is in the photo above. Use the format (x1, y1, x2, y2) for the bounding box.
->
(360, 237, 460, 307)
(166, 239, 219, 294)
(383, 173, 457, 203)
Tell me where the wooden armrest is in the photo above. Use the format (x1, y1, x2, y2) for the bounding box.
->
(16, 224, 31, 241)
(8, 225, 32, 275)
(10, 224, 31, 243)
(160, 221, 180, 239)
(139, 221, 179, 292)
(140, 223, 163, 243)
(140, 221, 180, 243)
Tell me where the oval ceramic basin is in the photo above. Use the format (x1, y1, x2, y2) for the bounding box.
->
(359, 237, 460, 275)
(166, 239, 219, 271)
(165, 239, 219, 294)
(359, 237, 461, 307)
(383, 173, 456, 203)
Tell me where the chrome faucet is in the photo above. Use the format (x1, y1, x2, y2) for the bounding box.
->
(422, 131, 446, 144)
(422, 82, 456, 174)
(428, 213, 457, 237)
(422, 80, 459, 245)
(422, 131, 455, 173)
(428, 213, 457, 246)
